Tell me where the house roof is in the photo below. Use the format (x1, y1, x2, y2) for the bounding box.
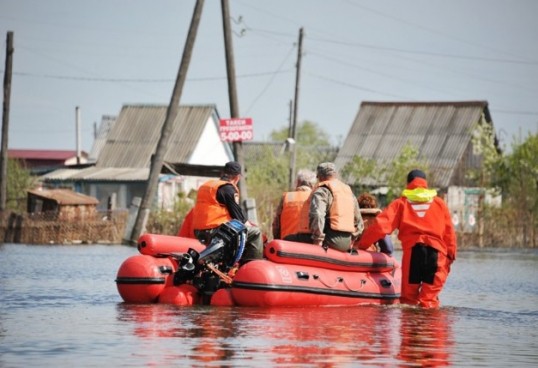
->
(95, 104, 223, 168)
(28, 188, 99, 205)
(334, 101, 494, 188)
(40, 167, 150, 182)
(9, 149, 88, 161)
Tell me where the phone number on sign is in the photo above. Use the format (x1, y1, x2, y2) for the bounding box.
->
(220, 130, 253, 142)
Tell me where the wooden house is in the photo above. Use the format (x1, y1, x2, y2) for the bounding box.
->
(40, 104, 234, 210)
(27, 188, 99, 221)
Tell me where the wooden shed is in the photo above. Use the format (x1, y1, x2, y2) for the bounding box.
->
(27, 188, 99, 221)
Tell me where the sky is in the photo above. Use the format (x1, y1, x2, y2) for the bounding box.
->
(1, 0, 537, 154)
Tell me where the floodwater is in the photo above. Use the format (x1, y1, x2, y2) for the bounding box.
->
(0, 243, 537, 367)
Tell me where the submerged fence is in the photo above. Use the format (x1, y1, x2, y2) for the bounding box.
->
(0, 210, 128, 245)
(0, 206, 534, 247)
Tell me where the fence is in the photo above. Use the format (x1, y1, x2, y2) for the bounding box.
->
(0, 210, 128, 245)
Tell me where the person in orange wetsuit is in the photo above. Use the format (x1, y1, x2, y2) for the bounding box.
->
(272, 169, 316, 240)
(357, 169, 457, 308)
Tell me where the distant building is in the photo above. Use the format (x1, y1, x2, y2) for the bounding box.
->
(335, 100, 500, 231)
(41, 104, 234, 210)
(335, 101, 499, 189)
(27, 188, 99, 221)
(8, 149, 89, 175)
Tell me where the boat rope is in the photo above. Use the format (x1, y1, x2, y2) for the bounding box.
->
(342, 278, 367, 292)
(205, 263, 233, 284)
(314, 274, 344, 288)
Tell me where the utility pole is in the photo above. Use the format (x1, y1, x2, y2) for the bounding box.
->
(0, 31, 14, 212)
(289, 27, 303, 191)
(221, 0, 252, 218)
(129, 0, 205, 244)
(75, 106, 81, 165)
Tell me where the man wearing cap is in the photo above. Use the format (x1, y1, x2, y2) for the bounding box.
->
(191, 161, 263, 264)
(272, 169, 317, 240)
(291, 162, 363, 252)
(357, 169, 457, 308)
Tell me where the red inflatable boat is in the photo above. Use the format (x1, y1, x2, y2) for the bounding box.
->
(116, 224, 401, 307)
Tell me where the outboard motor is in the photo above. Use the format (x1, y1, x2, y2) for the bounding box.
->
(173, 219, 247, 287)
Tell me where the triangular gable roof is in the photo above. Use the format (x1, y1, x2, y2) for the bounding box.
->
(96, 104, 231, 168)
(335, 101, 494, 188)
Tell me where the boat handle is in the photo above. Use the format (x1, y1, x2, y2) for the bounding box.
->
(159, 266, 173, 274)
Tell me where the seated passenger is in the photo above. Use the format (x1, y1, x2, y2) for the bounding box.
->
(191, 161, 263, 265)
(272, 169, 316, 240)
(288, 162, 364, 252)
(354, 192, 393, 255)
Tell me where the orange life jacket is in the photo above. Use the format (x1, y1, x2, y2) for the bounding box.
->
(279, 190, 312, 239)
(318, 179, 356, 232)
(192, 179, 237, 230)
(297, 179, 356, 234)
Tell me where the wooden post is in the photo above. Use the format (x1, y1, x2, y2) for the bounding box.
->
(221, 0, 248, 201)
(1, 31, 14, 212)
(221, 0, 259, 221)
(128, 0, 205, 245)
(289, 28, 303, 191)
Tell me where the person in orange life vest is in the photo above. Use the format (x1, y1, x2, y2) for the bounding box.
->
(272, 169, 316, 240)
(354, 193, 393, 255)
(357, 169, 457, 308)
(177, 208, 195, 238)
(191, 161, 263, 264)
(295, 162, 364, 252)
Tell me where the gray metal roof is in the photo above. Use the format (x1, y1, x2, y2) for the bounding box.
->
(96, 104, 220, 168)
(41, 167, 149, 182)
(334, 101, 493, 188)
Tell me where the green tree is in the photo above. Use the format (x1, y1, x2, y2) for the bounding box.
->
(467, 117, 502, 189)
(272, 120, 337, 169)
(245, 121, 336, 236)
(500, 132, 538, 246)
(466, 117, 503, 247)
(146, 191, 195, 235)
(341, 155, 378, 194)
(381, 143, 429, 202)
(6, 158, 35, 212)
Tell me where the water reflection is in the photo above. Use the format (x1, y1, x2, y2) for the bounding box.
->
(397, 307, 454, 367)
(115, 303, 455, 366)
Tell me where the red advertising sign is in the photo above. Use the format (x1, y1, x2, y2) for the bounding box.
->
(219, 117, 253, 142)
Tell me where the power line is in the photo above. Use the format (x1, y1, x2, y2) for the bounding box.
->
(491, 109, 538, 116)
(342, 0, 537, 63)
(7, 69, 293, 83)
(308, 72, 409, 99)
(307, 36, 538, 66)
(245, 44, 296, 114)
